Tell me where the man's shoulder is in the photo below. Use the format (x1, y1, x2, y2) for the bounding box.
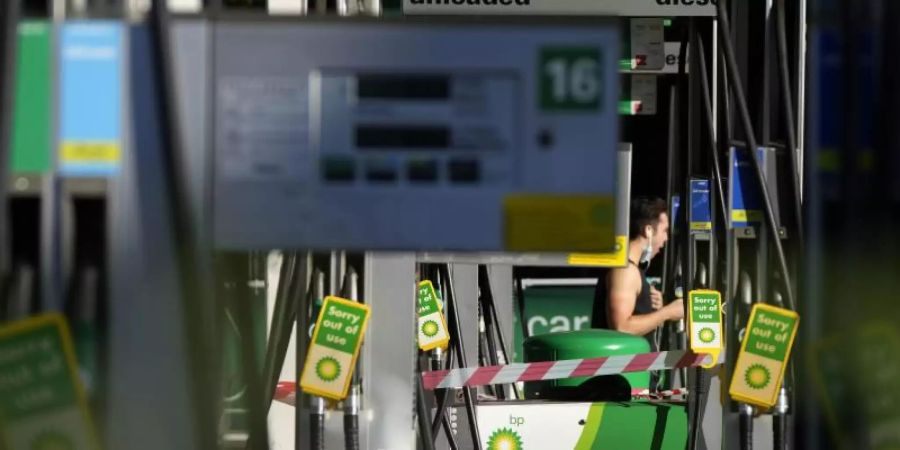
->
(609, 264, 642, 286)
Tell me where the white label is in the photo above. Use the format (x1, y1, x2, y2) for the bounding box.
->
(477, 403, 593, 449)
(268, 0, 305, 14)
(630, 75, 658, 115)
(167, 0, 202, 13)
(630, 18, 665, 71)
(404, 0, 716, 16)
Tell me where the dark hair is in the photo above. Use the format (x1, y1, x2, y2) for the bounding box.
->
(629, 197, 668, 241)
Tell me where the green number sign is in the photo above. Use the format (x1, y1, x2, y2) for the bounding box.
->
(539, 47, 603, 111)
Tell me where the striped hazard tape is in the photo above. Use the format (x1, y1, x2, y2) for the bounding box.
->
(631, 388, 689, 399)
(422, 350, 716, 391)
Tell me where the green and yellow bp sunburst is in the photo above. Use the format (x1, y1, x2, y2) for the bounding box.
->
(315, 356, 342, 383)
(422, 320, 440, 338)
(486, 428, 523, 450)
(699, 327, 716, 344)
(745, 363, 771, 390)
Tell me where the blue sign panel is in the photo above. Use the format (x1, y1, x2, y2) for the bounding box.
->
(690, 178, 711, 232)
(59, 21, 123, 176)
(730, 147, 766, 228)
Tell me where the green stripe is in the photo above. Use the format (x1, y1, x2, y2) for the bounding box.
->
(11, 21, 52, 173)
(574, 403, 605, 450)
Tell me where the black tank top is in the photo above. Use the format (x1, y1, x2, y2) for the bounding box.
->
(591, 261, 658, 350)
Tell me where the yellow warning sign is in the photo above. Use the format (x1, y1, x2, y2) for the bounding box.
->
(504, 195, 615, 252)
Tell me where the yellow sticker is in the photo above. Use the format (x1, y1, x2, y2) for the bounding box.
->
(567, 236, 628, 267)
(417, 281, 450, 352)
(687, 290, 724, 369)
(300, 297, 371, 401)
(504, 195, 615, 252)
(61, 141, 121, 163)
(731, 209, 764, 224)
(729, 304, 799, 408)
(0, 314, 101, 450)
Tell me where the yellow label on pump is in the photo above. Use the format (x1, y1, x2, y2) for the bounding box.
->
(503, 195, 615, 252)
(687, 290, 724, 369)
(567, 236, 629, 267)
(417, 281, 450, 351)
(300, 297, 370, 401)
(729, 304, 799, 408)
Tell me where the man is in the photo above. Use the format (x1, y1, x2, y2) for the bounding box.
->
(592, 197, 684, 350)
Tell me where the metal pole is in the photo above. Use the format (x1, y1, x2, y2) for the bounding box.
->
(0, 0, 21, 307)
(343, 267, 361, 450)
(310, 270, 326, 450)
(148, 2, 218, 449)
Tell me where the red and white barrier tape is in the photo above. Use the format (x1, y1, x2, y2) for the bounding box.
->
(274, 383, 691, 405)
(274, 381, 297, 406)
(631, 388, 689, 399)
(422, 350, 716, 391)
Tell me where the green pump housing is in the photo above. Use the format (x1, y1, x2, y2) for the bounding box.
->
(523, 329, 651, 399)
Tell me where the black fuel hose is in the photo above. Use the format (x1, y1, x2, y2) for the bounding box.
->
(695, 34, 729, 224)
(343, 414, 359, 450)
(440, 265, 483, 450)
(716, 0, 797, 312)
(774, 410, 787, 450)
(416, 375, 437, 450)
(740, 406, 754, 450)
(310, 411, 325, 450)
(775, 0, 805, 245)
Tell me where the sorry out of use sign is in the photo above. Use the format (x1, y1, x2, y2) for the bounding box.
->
(300, 297, 371, 401)
(0, 315, 99, 450)
(730, 304, 799, 408)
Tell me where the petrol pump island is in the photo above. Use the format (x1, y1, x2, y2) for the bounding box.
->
(0, 0, 808, 449)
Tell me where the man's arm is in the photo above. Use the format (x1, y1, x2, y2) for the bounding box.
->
(607, 268, 679, 336)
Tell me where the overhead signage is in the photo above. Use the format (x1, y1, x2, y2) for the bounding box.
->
(403, 0, 717, 16)
(729, 304, 799, 408)
(0, 315, 100, 450)
(300, 297, 370, 401)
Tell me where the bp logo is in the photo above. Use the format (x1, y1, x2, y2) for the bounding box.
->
(315, 356, 342, 383)
(487, 428, 523, 450)
(699, 327, 716, 344)
(745, 363, 771, 390)
(422, 320, 440, 338)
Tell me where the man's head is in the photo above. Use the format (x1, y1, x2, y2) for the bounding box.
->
(629, 197, 669, 259)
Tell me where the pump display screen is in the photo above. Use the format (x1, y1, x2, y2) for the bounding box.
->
(357, 75, 451, 100)
(212, 18, 620, 251)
